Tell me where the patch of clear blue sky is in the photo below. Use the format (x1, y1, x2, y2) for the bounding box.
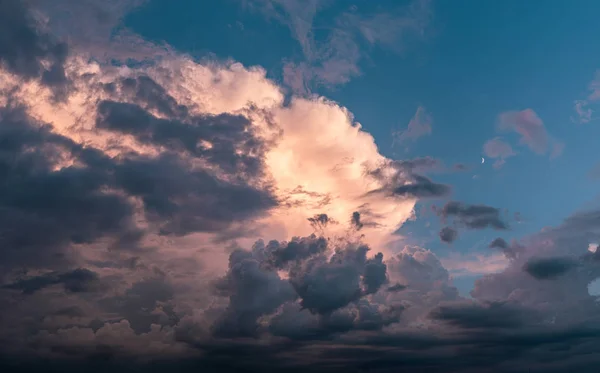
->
(125, 0, 600, 294)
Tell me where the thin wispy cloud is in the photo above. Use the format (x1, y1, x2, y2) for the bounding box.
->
(573, 71, 600, 123)
(245, 0, 433, 94)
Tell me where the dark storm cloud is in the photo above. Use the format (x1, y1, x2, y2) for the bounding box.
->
(212, 248, 297, 337)
(98, 277, 179, 334)
(429, 300, 538, 329)
(0, 0, 69, 91)
(266, 234, 329, 268)
(96, 98, 268, 178)
(439, 226, 457, 243)
(114, 154, 276, 236)
(3, 268, 101, 294)
(0, 105, 139, 268)
(440, 201, 509, 230)
(351, 211, 363, 230)
(289, 243, 388, 314)
(523, 257, 579, 280)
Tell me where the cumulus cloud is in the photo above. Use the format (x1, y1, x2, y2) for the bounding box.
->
(0, 0, 69, 94)
(523, 256, 579, 280)
(367, 158, 451, 200)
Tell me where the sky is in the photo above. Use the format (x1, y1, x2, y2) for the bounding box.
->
(1, 0, 600, 372)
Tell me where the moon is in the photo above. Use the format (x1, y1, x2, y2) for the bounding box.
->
(481, 157, 485, 164)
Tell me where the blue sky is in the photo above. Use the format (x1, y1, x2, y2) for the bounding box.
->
(123, 0, 600, 294)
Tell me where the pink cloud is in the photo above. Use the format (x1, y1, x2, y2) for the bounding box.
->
(498, 109, 548, 154)
(393, 105, 433, 144)
(483, 137, 515, 168)
(497, 108, 564, 158)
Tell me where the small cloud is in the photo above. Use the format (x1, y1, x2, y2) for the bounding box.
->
(393, 106, 433, 145)
(488, 237, 523, 260)
(482, 137, 516, 168)
(522, 257, 578, 280)
(439, 226, 458, 244)
(440, 252, 509, 277)
(572, 100, 593, 124)
(571, 71, 600, 124)
(440, 201, 509, 230)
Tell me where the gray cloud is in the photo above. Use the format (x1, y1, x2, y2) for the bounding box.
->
(429, 300, 539, 330)
(288, 243, 387, 314)
(0, 105, 140, 269)
(0, 0, 69, 94)
(439, 226, 458, 243)
(367, 160, 451, 199)
(523, 257, 579, 280)
(489, 237, 523, 260)
(3, 268, 101, 295)
(266, 234, 329, 268)
(440, 201, 509, 230)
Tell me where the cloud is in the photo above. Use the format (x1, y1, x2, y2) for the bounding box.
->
(523, 257, 579, 280)
(572, 71, 600, 124)
(393, 106, 433, 145)
(439, 226, 457, 244)
(0, 0, 69, 94)
(489, 237, 523, 260)
(483, 137, 515, 168)
(497, 108, 564, 158)
(245, 0, 433, 94)
(439, 201, 509, 230)
(0, 0, 427, 361)
(3, 268, 102, 294)
(429, 300, 539, 330)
